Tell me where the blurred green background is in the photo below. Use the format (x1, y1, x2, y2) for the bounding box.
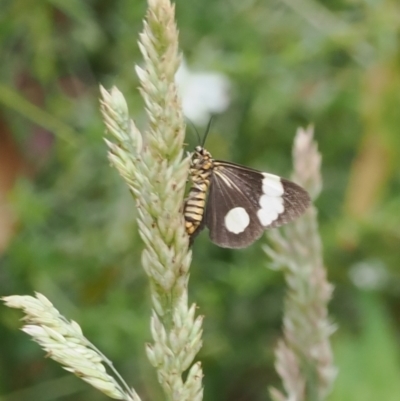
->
(1, 0, 400, 400)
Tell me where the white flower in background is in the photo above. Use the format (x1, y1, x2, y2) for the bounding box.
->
(175, 59, 231, 126)
(349, 260, 388, 290)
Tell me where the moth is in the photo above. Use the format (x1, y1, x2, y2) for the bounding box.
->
(184, 144, 311, 249)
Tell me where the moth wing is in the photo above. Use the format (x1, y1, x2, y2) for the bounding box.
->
(205, 161, 310, 248)
(205, 165, 265, 248)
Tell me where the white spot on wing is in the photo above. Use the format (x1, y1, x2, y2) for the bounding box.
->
(257, 209, 278, 226)
(259, 195, 284, 213)
(224, 207, 250, 234)
(262, 173, 284, 196)
(257, 174, 285, 226)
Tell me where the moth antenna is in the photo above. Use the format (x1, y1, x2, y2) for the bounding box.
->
(187, 119, 202, 145)
(202, 116, 214, 147)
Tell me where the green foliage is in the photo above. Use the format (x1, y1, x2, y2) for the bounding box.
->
(330, 293, 400, 401)
(1, 0, 400, 400)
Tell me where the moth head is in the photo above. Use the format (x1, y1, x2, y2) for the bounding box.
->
(191, 146, 212, 170)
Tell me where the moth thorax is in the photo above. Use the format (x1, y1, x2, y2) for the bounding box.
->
(190, 148, 213, 184)
(190, 164, 213, 184)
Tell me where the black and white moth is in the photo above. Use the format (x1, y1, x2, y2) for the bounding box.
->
(184, 146, 311, 248)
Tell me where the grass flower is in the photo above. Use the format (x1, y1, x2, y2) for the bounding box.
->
(100, 0, 203, 400)
(3, 293, 139, 401)
(264, 127, 336, 401)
